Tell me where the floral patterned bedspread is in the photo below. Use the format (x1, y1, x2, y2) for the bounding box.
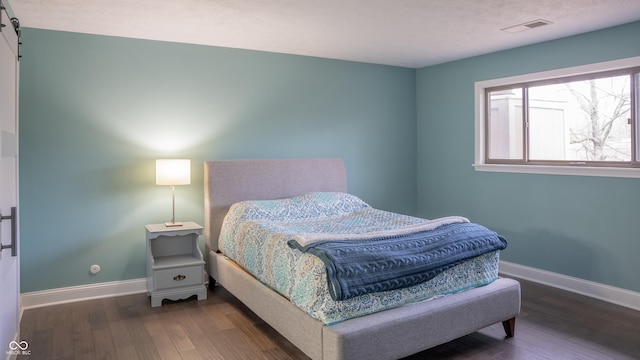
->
(218, 192, 501, 324)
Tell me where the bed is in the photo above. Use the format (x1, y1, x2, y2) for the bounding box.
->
(204, 158, 520, 360)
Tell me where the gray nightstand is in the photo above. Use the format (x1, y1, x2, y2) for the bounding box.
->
(146, 222, 207, 307)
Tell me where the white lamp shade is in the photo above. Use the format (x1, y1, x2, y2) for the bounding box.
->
(156, 159, 191, 186)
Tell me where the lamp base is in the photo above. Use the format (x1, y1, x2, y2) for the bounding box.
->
(165, 221, 183, 227)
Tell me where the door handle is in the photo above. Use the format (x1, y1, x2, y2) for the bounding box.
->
(0, 207, 17, 257)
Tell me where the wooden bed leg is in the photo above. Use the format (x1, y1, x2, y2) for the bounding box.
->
(208, 276, 216, 290)
(502, 317, 516, 338)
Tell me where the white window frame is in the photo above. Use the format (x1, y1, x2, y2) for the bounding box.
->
(474, 56, 640, 179)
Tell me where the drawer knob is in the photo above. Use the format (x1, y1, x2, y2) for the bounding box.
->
(173, 274, 186, 281)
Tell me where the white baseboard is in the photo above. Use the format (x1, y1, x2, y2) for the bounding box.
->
(21, 278, 147, 310)
(20, 264, 640, 313)
(500, 260, 640, 312)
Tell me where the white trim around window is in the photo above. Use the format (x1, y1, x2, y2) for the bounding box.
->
(474, 56, 640, 179)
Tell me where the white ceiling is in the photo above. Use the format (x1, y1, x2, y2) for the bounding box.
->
(8, 0, 640, 68)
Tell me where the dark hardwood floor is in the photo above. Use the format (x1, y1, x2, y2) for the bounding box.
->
(19, 277, 640, 359)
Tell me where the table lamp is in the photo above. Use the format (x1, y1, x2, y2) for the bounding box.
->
(156, 159, 190, 227)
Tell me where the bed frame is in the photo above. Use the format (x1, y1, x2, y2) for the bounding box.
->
(204, 158, 520, 360)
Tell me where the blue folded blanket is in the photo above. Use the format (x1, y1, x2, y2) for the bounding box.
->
(288, 222, 507, 301)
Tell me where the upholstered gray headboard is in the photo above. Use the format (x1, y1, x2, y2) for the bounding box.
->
(204, 158, 347, 253)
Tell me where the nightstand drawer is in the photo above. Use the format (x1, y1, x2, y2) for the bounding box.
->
(154, 265, 202, 290)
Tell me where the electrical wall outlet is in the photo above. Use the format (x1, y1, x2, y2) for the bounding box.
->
(90, 264, 101, 274)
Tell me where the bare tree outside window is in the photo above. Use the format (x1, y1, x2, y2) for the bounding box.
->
(528, 75, 631, 162)
(564, 76, 631, 161)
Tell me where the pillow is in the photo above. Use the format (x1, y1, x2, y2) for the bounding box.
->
(232, 192, 370, 222)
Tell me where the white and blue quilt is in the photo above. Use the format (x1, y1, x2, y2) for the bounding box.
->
(219, 192, 504, 324)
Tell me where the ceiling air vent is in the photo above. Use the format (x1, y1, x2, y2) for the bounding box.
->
(501, 19, 553, 33)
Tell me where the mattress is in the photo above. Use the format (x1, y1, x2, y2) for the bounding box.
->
(218, 192, 501, 324)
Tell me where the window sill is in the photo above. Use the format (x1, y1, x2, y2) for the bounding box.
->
(473, 163, 640, 179)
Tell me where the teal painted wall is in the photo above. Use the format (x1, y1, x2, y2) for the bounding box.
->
(19, 29, 417, 292)
(416, 21, 640, 292)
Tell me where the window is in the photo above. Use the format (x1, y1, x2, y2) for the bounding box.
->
(474, 57, 640, 178)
